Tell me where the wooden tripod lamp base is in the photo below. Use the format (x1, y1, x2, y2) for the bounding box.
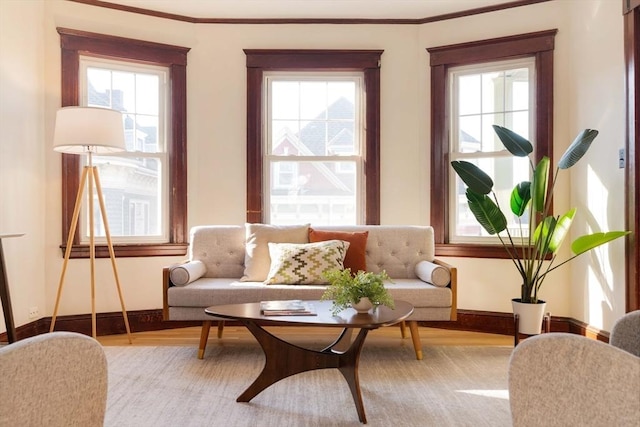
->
(50, 106, 132, 343)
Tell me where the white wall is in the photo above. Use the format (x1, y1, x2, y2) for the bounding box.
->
(566, 1, 628, 330)
(0, 0, 629, 334)
(0, 0, 47, 332)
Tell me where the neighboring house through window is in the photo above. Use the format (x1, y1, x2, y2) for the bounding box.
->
(428, 30, 557, 258)
(58, 28, 189, 257)
(244, 50, 383, 225)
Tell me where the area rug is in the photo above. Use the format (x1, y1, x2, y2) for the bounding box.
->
(103, 342, 513, 427)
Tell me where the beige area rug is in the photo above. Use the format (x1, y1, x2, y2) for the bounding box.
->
(103, 341, 513, 427)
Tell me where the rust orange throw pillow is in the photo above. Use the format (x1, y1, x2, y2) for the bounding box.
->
(308, 229, 368, 273)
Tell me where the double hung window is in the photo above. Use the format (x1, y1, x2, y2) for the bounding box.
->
(79, 58, 168, 243)
(58, 28, 189, 258)
(245, 49, 382, 225)
(264, 73, 363, 225)
(428, 30, 556, 258)
(449, 59, 534, 243)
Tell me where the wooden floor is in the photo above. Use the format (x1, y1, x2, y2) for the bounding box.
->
(98, 324, 513, 347)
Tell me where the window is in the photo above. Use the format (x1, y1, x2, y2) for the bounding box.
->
(58, 28, 190, 258)
(80, 58, 168, 244)
(244, 49, 383, 225)
(428, 30, 556, 258)
(265, 73, 363, 225)
(449, 59, 534, 243)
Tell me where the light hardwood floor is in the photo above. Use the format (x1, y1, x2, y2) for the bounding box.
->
(98, 324, 513, 348)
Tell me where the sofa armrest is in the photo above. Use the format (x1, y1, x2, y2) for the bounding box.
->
(162, 260, 188, 320)
(433, 258, 457, 321)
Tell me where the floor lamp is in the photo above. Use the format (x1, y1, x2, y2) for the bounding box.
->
(50, 106, 132, 343)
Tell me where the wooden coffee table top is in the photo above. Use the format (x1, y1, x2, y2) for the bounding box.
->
(205, 299, 413, 329)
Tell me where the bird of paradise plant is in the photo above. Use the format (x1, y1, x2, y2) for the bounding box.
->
(451, 125, 629, 304)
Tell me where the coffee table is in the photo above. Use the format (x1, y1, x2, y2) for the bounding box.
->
(205, 299, 413, 424)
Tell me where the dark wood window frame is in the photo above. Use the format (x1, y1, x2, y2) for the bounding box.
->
(58, 27, 189, 258)
(428, 30, 557, 258)
(244, 49, 382, 224)
(623, 0, 640, 311)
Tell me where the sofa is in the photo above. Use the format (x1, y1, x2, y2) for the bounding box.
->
(163, 224, 457, 360)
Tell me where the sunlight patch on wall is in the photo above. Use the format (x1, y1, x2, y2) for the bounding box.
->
(586, 165, 610, 230)
(588, 266, 605, 327)
(586, 165, 614, 287)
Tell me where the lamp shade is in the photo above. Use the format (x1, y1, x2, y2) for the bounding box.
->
(53, 106, 126, 154)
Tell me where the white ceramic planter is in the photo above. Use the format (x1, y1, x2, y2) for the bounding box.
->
(512, 298, 547, 335)
(351, 297, 373, 313)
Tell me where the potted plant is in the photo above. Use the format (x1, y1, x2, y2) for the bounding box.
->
(321, 269, 395, 315)
(451, 125, 629, 334)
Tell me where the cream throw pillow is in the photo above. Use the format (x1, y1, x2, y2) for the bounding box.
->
(264, 240, 350, 285)
(241, 223, 310, 281)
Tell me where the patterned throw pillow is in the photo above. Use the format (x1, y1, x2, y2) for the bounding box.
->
(264, 240, 350, 285)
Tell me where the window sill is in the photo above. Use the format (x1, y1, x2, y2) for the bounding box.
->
(435, 243, 552, 260)
(59, 243, 188, 258)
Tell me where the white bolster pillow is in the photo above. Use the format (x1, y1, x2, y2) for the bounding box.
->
(415, 260, 451, 287)
(170, 260, 206, 286)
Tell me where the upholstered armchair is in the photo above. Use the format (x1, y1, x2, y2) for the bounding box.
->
(0, 331, 108, 426)
(609, 309, 640, 357)
(508, 327, 640, 426)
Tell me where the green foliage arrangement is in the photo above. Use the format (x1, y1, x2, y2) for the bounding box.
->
(451, 125, 629, 304)
(321, 269, 395, 315)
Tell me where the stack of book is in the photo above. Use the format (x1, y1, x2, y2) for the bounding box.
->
(260, 300, 317, 316)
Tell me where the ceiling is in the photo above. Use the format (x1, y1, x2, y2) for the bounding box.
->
(96, 0, 522, 20)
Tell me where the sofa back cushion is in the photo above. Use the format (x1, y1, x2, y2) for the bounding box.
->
(241, 223, 310, 281)
(189, 225, 246, 278)
(188, 224, 435, 280)
(312, 225, 435, 279)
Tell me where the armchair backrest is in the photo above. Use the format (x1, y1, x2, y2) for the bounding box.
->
(610, 310, 640, 357)
(508, 333, 640, 427)
(0, 331, 108, 427)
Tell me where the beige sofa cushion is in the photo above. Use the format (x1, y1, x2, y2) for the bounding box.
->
(241, 223, 310, 281)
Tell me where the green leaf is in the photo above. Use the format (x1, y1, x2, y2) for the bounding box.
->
(547, 208, 576, 252)
(451, 160, 494, 195)
(532, 157, 550, 213)
(533, 216, 557, 255)
(510, 181, 531, 216)
(558, 129, 599, 169)
(492, 125, 533, 157)
(466, 189, 507, 235)
(571, 231, 630, 255)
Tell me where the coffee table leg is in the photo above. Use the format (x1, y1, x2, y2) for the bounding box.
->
(237, 320, 370, 424)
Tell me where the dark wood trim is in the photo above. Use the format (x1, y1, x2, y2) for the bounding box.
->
(422, 310, 609, 343)
(245, 67, 264, 224)
(2, 308, 609, 344)
(428, 30, 556, 258)
(67, 0, 550, 25)
(364, 67, 381, 225)
(244, 49, 382, 224)
(245, 49, 383, 69)
(624, 0, 640, 14)
(624, 1, 640, 312)
(60, 243, 189, 258)
(428, 29, 557, 66)
(57, 28, 190, 258)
